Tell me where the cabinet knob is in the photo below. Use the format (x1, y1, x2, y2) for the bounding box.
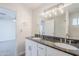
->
(38, 47, 43, 50)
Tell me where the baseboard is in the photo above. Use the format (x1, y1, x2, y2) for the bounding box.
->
(18, 51, 25, 56)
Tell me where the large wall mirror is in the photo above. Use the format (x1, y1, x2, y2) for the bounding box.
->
(40, 3, 79, 40)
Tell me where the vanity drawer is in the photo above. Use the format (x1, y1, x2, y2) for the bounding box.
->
(46, 46, 72, 56)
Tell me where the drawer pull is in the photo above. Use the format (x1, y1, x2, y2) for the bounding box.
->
(38, 47, 43, 50)
(29, 46, 32, 51)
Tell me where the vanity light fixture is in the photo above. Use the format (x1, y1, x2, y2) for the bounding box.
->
(41, 3, 72, 19)
(41, 12, 45, 16)
(54, 8, 58, 16)
(48, 13, 52, 17)
(58, 4, 64, 14)
(45, 11, 49, 18)
(51, 4, 64, 16)
(52, 8, 55, 13)
(59, 8, 64, 14)
(44, 12, 48, 18)
(47, 10, 52, 17)
(51, 8, 56, 16)
(41, 12, 47, 18)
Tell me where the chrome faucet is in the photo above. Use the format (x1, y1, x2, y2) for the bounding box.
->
(60, 38, 63, 43)
(64, 38, 67, 43)
(60, 38, 67, 43)
(59, 37, 72, 44)
(68, 40, 72, 44)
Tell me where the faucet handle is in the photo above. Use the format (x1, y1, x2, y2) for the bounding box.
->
(60, 38, 63, 43)
(66, 33, 70, 38)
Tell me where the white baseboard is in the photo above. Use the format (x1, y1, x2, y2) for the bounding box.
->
(18, 51, 25, 56)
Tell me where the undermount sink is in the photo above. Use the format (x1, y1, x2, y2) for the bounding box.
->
(32, 37, 41, 40)
(54, 43, 79, 50)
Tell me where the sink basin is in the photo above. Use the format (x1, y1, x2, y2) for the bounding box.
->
(54, 43, 79, 50)
(32, 37, 41, 40)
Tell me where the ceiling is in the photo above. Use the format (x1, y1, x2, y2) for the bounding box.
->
(0, 3, 57, 10)
(23, 3, 43, 9)
(23, 3, 56, 10)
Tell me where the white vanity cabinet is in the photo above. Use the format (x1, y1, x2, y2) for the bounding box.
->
(46, 46, 72, 56)
(26, 39, 72, 56)
(26, 39, 38, 56)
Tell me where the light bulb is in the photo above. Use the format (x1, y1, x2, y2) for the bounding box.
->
(54, 8, 57, 15)
(54, 11, 57, 16)
(48, 10, 52, 17)
(52, 9, 55, 14)
(41, 12, 45, 16)
(48, 13, 52, 17)
(59, 8, 64, 14)
(58, 4, 64, 14)
(44, 13, 48, 18)
(46, 11, 49, 15)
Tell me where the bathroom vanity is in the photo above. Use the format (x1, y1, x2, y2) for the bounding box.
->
(25, 37, 79, 56)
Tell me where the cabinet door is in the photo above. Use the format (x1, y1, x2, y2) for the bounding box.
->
(26, 39, 32, 56)
(37, 43, 46, 56)
(31, 40, 38, 56)
(46, 46, 72, 56)
(26, 39, 37, 56)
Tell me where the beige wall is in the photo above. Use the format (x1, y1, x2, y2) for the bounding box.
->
(0, 3, 32, 55)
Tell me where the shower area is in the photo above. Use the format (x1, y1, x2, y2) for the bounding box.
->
(0, 8, 16, 56)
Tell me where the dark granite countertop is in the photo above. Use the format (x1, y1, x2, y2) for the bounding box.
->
(26, 37, 79, 56)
